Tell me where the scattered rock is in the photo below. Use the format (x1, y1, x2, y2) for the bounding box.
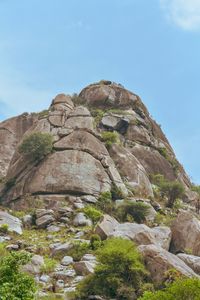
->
(0, 211, 22, 235)
(73, 213, 92, 227)
(95, 214, 119, 240)
(61, 256, 74, 266)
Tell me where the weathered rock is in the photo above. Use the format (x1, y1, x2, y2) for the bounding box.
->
(95, 215, 119, 240)
(101, 114, 130, 134)
(138, 244, 198, 284)
(26, 150, 111, 197)
(73, 260, 96, 275)
(47, 225, 60, 232)
(36, 214, 55, 229)
(0, 211, 22, 235)
(110, 222, 171, 250)
(73, 213, 92, 227)
(0, 113, 36, 178)
(51, 242, 73, 257)
(23, 255, 44, 275)
(109, 144, 153, 197)
(177, 253, 200, 275)
(61, 256, 73, 266)
(171, 211, 200, 255)
(22, 214, 33, 227)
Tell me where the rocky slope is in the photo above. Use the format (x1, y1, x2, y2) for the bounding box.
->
(0, 80, 195, 207)
(0, 80, 199, 299)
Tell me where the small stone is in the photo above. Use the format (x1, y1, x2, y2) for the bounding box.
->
(40, 274, 51, 283)
(47, 225, 60, 233)
(6, 244, 19, 251)
(61, 256, 73, 266)
(73, 213, 92, 227)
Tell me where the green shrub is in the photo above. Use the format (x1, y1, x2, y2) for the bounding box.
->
(40, 257, 57, 274)
(139, 278, 200, 300)
(75, 238, 148, 300)
(150, 174, 184, 208)
(38, 109, 49, 118)
(0, 251, 36, 299)
(83, 206, 103, 225)
(96, 191, 115, 214)
(101, 131, 120, 148)
(111, 184, 126, 200)
(18, 132, 53, 161)
(116, 201, 150, 224)
(91, 109, 104, 125)
(0, 224, 9, 234)
(67, 242, 90, 262)
(89, 234, 102, 250)
(158, 147, 168, 159)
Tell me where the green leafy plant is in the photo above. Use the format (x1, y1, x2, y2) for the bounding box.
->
(101, 131, 120, 148)
(83, 206, 103, 225)
(89, 234, 102, 250)
(0, 224, 9, 234)
(139, 278, 200, 300)
(151, 174, 184, 208)
(18, 132, 53, 161)
(0, 251, 36, 299)
(67, 242, 90, 262)
(75, 238, 148, 300)
(116, 201, 150, 224)
(40, 257, 57, 274)
(96, 191, 115, 214)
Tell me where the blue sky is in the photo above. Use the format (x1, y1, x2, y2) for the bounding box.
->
(0, 0, 200, 183)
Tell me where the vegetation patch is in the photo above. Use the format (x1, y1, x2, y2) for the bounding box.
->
(18, 132, 53, 161)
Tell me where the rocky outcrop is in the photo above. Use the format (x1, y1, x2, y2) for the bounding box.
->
(0, 80, 193, 207)
(139, 244, 198, 284)
(171, 211, 200, 255)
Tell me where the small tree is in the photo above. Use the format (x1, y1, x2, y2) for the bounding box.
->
(151, 174, 184, 208)
(75, 238, 148, 300)
(0, 251, 36, 299)
(19, 132, 53, 161)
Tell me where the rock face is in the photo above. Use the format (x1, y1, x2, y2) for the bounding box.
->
(171, 211, 200, 255)
(139, 244, 198, 284)
(0, 80, 193, 206)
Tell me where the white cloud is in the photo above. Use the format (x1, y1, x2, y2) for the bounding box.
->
(160, 0, 200, 30)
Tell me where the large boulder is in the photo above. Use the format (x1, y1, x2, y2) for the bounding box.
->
(26, 150, 111, 197)
(177, 253, 200, 275)
(139, 244, 198, 284)
(95, 215, 119, 240)
(109, 223, 171, 250)
(171, 211, 200, 255)
(0, 211, 22, 235)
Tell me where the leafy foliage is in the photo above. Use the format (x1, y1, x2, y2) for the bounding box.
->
(96, 191, 115, 214)
(67, 242, 90, 262)
(18, 132, 53, 161)
(139, 278, 200, 300)
(0, 251, 36, 300)
(116, 201, 150, 223)
(151, 174, 184, 208)
(75, 238, 148, 300)
(101, 131, 120, 148)
(82, 206, 103, 225)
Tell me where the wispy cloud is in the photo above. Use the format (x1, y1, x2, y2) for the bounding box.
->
(160, 0, 200, 31)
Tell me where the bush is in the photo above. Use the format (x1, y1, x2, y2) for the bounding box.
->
(139, 278, 200, 300)
(40, 257, 57, 274)
(75, 238, 148, 299)
(83, 206, 103, 225)
(96, 191, 115, 214)
(89, 234, 102, 250)
(101, 131, 120, 148)
(111, 184, 126, 200)
(151, 174, 184, 208)
(116, 201, 150, 224)
(18, 132, 53, 161)
(67, 242, 90, 262)
(0, 224, 9, 234)
(0, 251, 36, 299)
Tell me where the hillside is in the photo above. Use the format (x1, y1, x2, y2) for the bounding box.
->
(0, 80, 200, 299)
